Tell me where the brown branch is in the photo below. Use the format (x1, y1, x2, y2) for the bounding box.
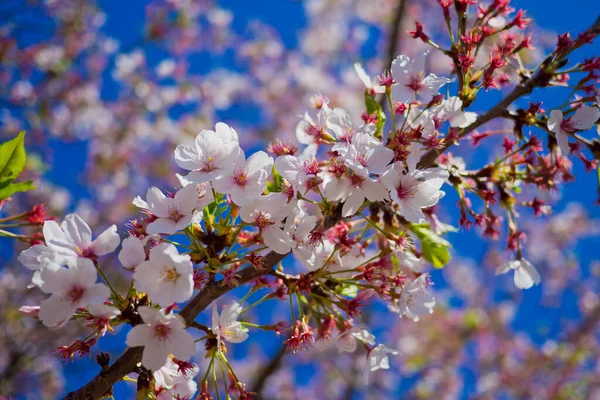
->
(418, 14, 600, 169)
(63, 15, 600, 400)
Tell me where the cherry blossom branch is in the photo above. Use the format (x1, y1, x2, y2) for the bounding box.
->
(418, 15, 600, 169)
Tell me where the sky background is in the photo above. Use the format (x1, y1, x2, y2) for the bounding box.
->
(3, 0, 600, 399)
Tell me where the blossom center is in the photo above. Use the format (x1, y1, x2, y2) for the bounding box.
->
(162, 267, 181, 282)
(153, 323, 171, 340)
(406, 72, 424, 92)
(396, 182, 417, 200)
(560, 118, 575, 133)
(233, 169, 248, 186)
(255, 212, 275, 228)
(168, 206, 184, 222)
(66, 285, 85, 304)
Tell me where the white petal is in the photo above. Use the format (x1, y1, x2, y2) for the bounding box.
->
(169, 329, 196, 361)
(39, 295, 74, 327)
(572, 106, 600, 130)
(90, 225, 120, 256)
(61, 214, 92, 248)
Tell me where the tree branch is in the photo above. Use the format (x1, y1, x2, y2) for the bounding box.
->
(418, 14, 600, 169)
(63, 14, 600, 400)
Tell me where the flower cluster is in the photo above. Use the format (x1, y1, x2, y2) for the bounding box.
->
(3, 0, 599, 398)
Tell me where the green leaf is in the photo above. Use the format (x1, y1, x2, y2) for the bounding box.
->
(410, 223, 452, 269)
(364, 91, 386, 138)
(339, 283, 359, 298)
(0, 180, 35, 200)
(0, 131, 27, 184)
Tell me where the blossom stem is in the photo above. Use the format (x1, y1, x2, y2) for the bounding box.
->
(162, 238, 191, 250)
(240, 295, 270, 315)
(221, 354, 240, 383)
(213, 355, 222, 400)
(93, 260, 120, 299)
(203, 356, 215, 385)
(194, 335, 208, 343)
(359, 212, 389, 237)
(289, 294, 296, 322)
(387, 91, 397, 137)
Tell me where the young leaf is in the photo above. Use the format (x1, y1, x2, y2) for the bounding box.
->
(0, 131, 27, 184)
(0, 180, 35, 200)
(410, 223, 452, 269)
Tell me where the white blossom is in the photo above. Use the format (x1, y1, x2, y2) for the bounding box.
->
(213, 151, 273, 206)
(42, 213, 120, 261)
(134, 184, 197, 235)
(126, 307, 195, 371)
(381, 149, 448, 223)
(353, 62, 385, 94)
(37, 258, 110, 328)
(548, 106, 600, 154)
(239, 193, 296, 254)
(211, 301, 249, 353)
(154, 357, 199, 400)
(364, 344, 399, 384)
(391, 51, 453, 103)
(434, 96, 477, 128)
(390, 274, 435, 321)
(336, 327, 376, 353)
(174, 122, 243, 183)
(133, 243, 193, 306)
(495, 258, 541, 289)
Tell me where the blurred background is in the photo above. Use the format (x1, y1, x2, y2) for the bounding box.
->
(1, 0, 599, 399)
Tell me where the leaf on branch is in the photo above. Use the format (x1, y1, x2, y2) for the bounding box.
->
(409, 223, 452, 269)
(0, 131, 35, 200)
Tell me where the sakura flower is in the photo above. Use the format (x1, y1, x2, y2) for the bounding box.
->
(285, 206, 318, 261)
(353, 62, 385, 94)
(343, 132, 394, 177)
(133, 243, 193, 306)
(394, 248, 427, 273)
(495, 258, 541, 289)
(391, 51, 454, 103)
(340, 173, 389, 217)
(336, 327, 376, 353)
(118, 235, 148, 271)
(126, 307, 195, 371)
(547, 107, 600, 154)
(435, 96, 477, 128)
(327, 108, 377, 155)
(174, 122, 243, 183)
(405, 108, 436, 139)
(86, 304, 121, 336)
(176, 174, 215, 210)
(42, 213, 120, 261)
(18, 244, 62, 271)
(275, 151, 320, 193)
(364, 344, 399, 384)
(213, 151, 273, 206)
(211, 301, 249, 353)
(296, 106, 330, 153)
(37, 258, 110, 328)
(134, 184, 197, 235)
(390, 274, 435, 321)
(381, 149, 449, 223)
(154, 357, 199, 400)
(239, 193, 296, 254)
